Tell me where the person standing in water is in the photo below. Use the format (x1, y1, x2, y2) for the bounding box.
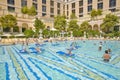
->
(103, 50, 111, 62)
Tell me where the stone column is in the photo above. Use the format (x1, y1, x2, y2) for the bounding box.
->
(19, 27, 22, 33)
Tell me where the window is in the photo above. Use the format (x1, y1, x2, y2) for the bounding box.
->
(21, 0, 27, 7)
(57, 3, 60, 8)
(42, 13, 46, 16)
(42, 5, 46, 12)
(97, 3, 103, 9)
(67, 11, 69, 16)
(79, 15, 83, 17)
(8, 6, 15, 12)
(67, 5, 69, 10)
(50, 8, 54, 13)
(42, 0, 46, 4)
(109, 0, 116, 7)
(63, 5, 65, 10)
(72, 3, 75, 8)
(50, 15, 54, 17)
(79, 0, 83, 6)
(72, 9, 75, 13)
(114, 26, 119, 31)
(50, 0, 54, 6)
(79, 8, 83, 13)
(98, 0, 102, 1)
(88, 0, 92, 4)
(57, 10, 60, 14)
(88, 5, 92, 12)
(109, 8, 116, 12)
(33, 3, 37, 10)
(33, 0, 37, 2)
(7, 0, 14, 5)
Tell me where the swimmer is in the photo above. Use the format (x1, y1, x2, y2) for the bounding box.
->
(103, 50, 111, 62)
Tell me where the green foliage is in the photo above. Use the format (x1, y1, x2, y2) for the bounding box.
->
(54, 15, 67, 31)
(70, 13, 77, 19)
(101, 13, 119, 33)
(24, 29, 34, 38)
(105, 31, 120, 38)
(34, 18, 45, 37)
(13, 26, 19, 32)
(42, 29, 50, 38)
(73, 30, 83, 37)
(88, 30, 100, 37)
(80, 21, 90, 32)
(68, 20, 79, 31)
(28, 6, 37, 16)
(62, 14, 66, 19)
(97, 9, 102, 16)
(113, 31, 120, 37)
(90, 9, 102, 20)
(21, 6, 28, 14)
(0, 14, 17, 28)
(90, 9, 97, 20)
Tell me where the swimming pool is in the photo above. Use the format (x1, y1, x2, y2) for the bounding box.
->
(0, 40, 120, 80)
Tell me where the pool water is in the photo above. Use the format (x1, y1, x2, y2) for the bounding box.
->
(0, 40, 120, 80)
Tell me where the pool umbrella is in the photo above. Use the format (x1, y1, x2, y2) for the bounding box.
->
(14, 33, 25, 37)
(50, 28, 57, 38)
(1, 33, 12, 38)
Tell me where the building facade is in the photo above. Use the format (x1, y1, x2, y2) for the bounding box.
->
(0, 0, 120, 33)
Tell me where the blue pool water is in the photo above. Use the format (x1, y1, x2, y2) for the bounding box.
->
(0, 40, 120, 80)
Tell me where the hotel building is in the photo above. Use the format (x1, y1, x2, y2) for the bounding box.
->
(0, 0, 120, 33)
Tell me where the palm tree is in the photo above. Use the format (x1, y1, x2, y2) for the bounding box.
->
(21, 6, 28, 18)
(80, 21, 90, 32)
(101, 13, 119, 33)
(90, 9, 97, 20)
(68, 20, 79, 31)
(90, 9, 102, 20)
(34, 18, 45, 37)
(0, 14, 17, 33)
(54, 15, 67, 32)
(28, 6, 37, 16)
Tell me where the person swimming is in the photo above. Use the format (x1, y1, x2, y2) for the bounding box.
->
(98, 44, 102, 51)
(108, 48, 111, 54)
(103, 50, 111, 62)
(35, 47, 42, 53)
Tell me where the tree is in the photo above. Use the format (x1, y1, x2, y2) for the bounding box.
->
(90, 9, 97, 20)
(28, 6, 37, 16)
(80, 21, 90, 32)
(90, 9, 102, 20)
(97, 9, 102, 16)
(24, 29, 34, 38)
(21, 6, 28, 14)
(42, 29, 50, 38)
(0, 14, 17, 33)
(68, 20, 79, 31)
(21, 6, 29, 18)
(101, 13, 119, 33)
(34, 18, 45, 37)
(54, 15, 67, 31)
(70, 13, 77, 19)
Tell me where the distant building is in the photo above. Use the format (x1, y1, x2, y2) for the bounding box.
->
(0, 0, 120, 33)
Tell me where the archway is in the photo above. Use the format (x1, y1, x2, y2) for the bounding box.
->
(3, 27, 10, 32)
(88, 25, 92, 30)
(22, 23, 28, 32)
(93, 24, 99, 31)
(47, 26, 50, 30)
